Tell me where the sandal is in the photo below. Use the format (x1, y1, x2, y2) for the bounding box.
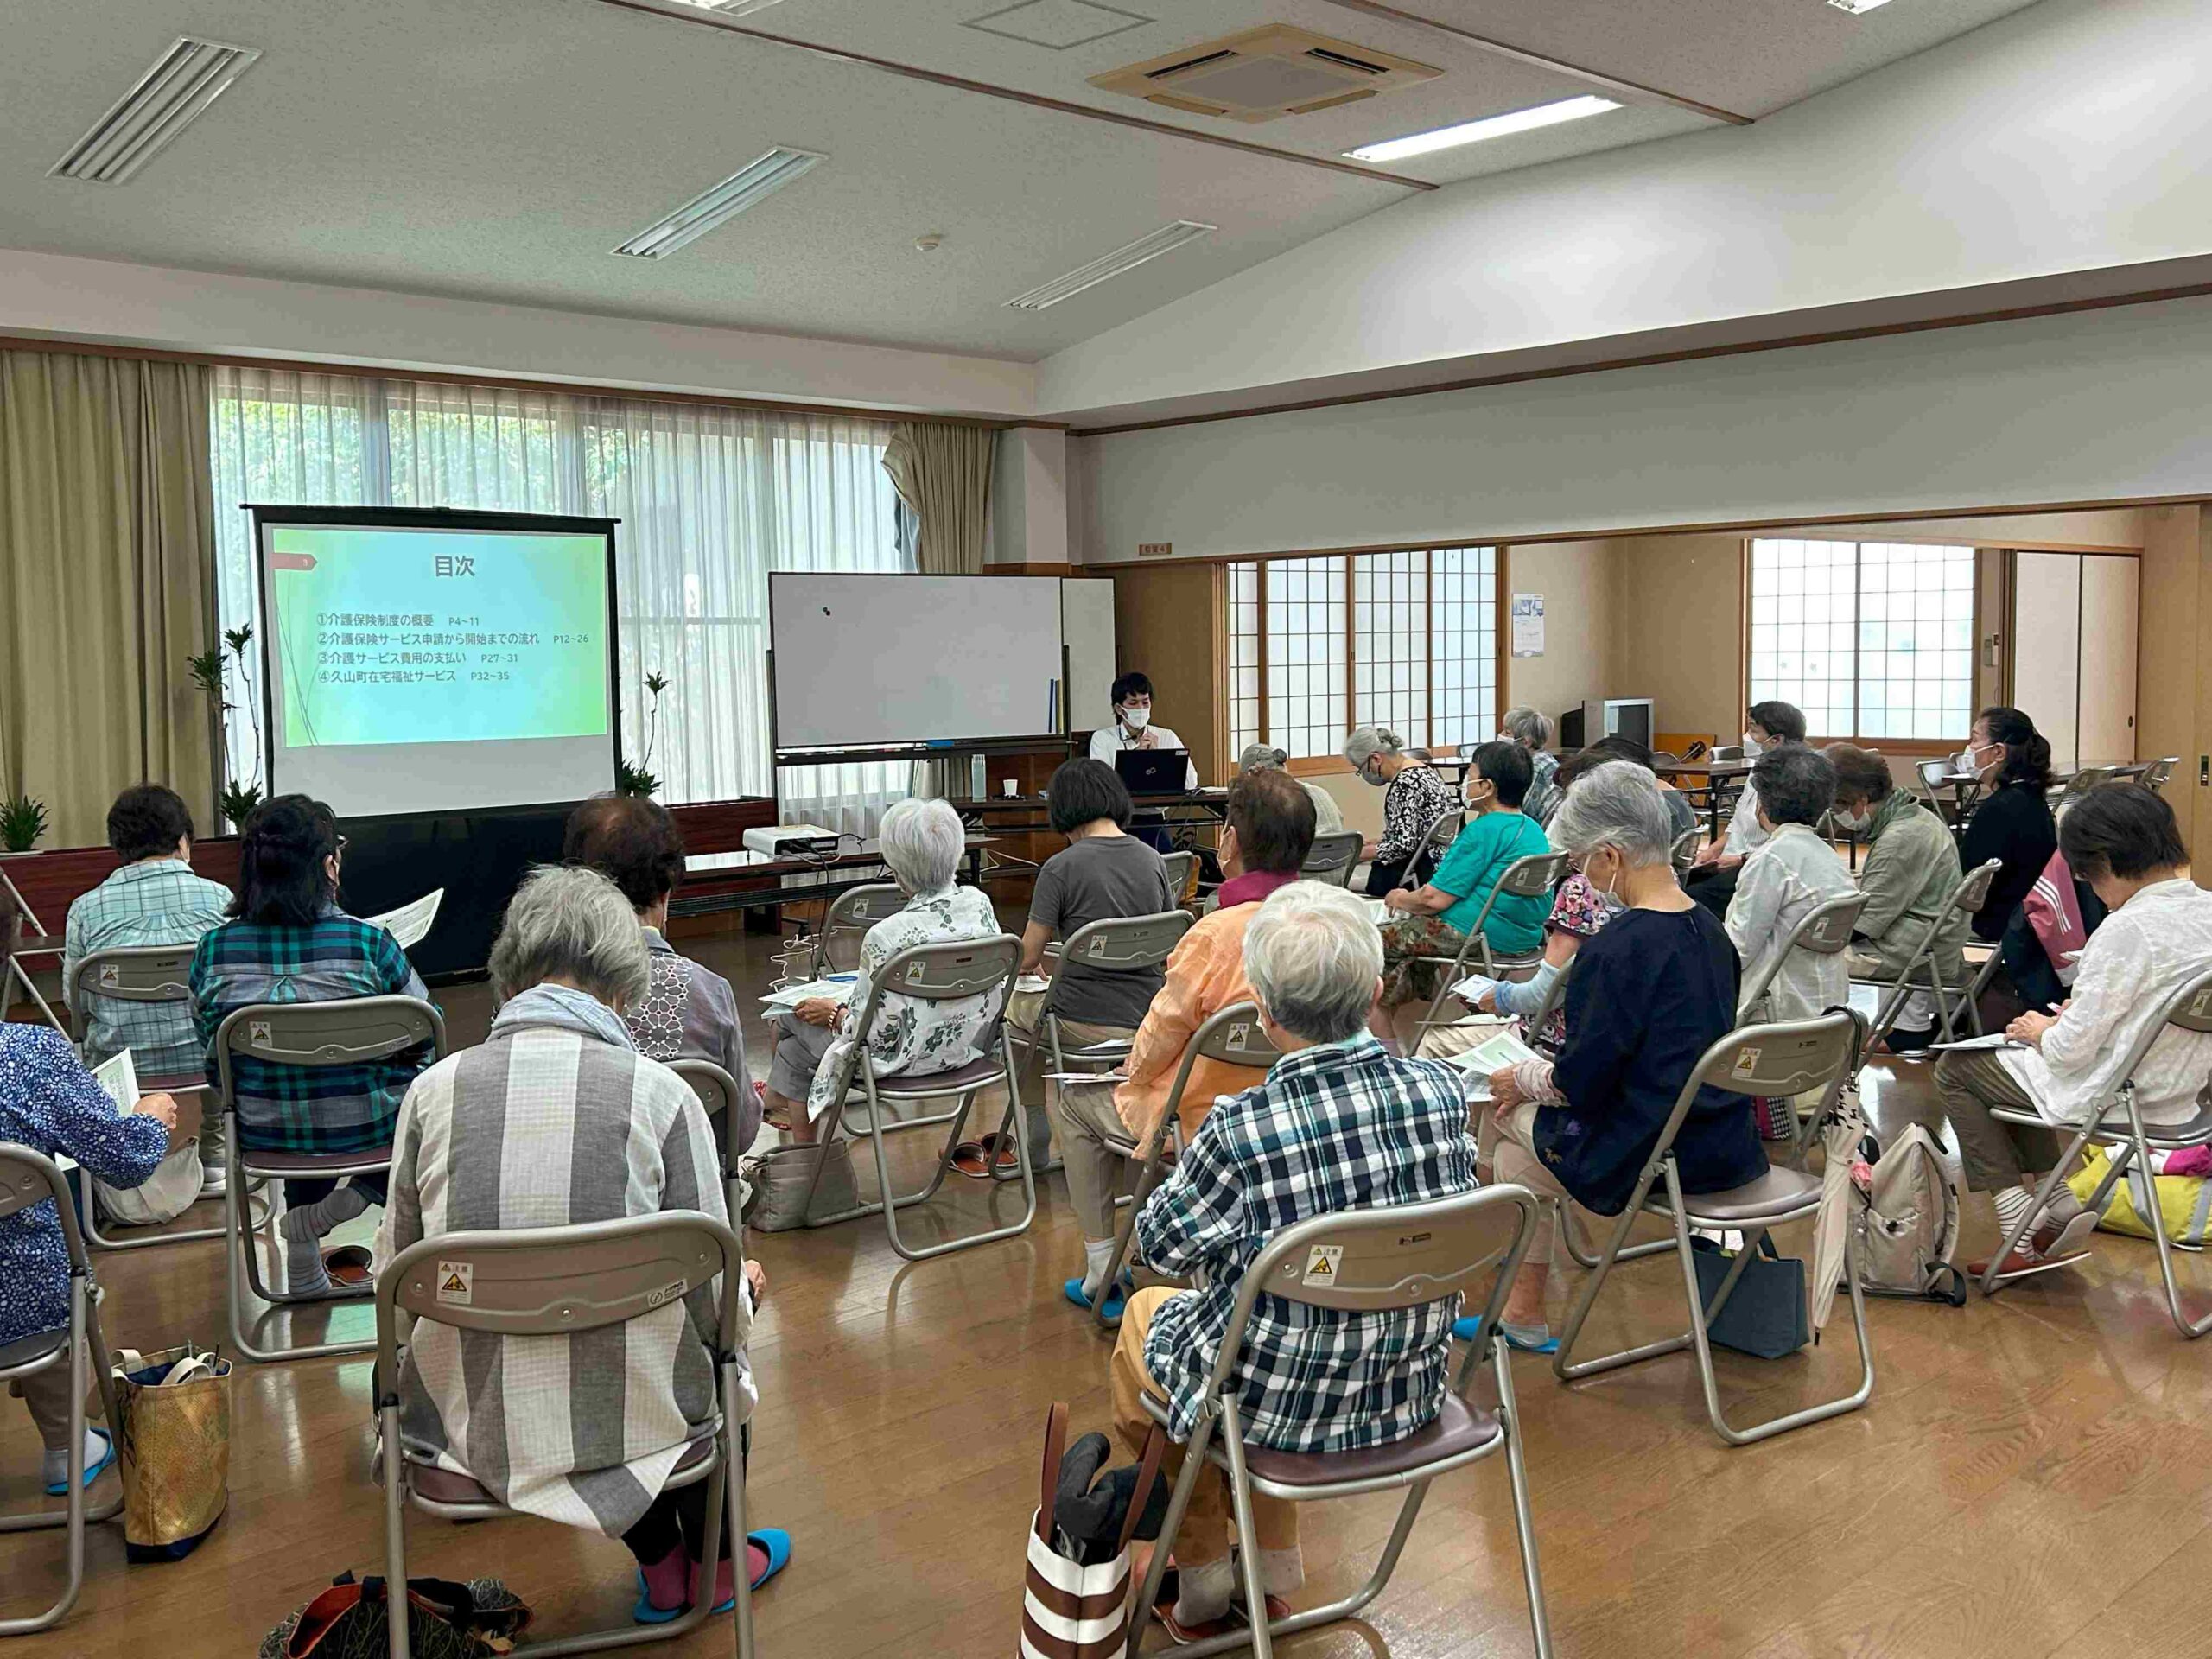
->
(975, 1131, 1024, 1173)
(950, 1141, 994, 1179)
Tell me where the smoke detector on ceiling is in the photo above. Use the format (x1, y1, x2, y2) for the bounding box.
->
(1088, 24, 1440, 124)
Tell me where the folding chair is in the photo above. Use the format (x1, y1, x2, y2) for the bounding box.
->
(1976, 966, 2212, 1335)
(1160, 850, 1198, 907)
(1855, 858, 2001, 1057)
(1669, 827, 1701, 874)
(1408, 852, 1570, 1053)
(1395, 805, 1463, 893)
(0, 1145, 126, 1638)
(801, 881, 908, 979)
(214, 995, 447, 1363)
(376, 1212, 754, 1658)
(2049, 765, 2119, 815)
(1554, 1008, 1876, 1446)
(1096, 1002, 1282, 1328)
(68, 945, 239, 1251)
(1, 895, 66, 1033)
(791, 933, 1036, 1262)
(1300, 831, 1363, 888)
(2144, 757, 2179, 794)
(668, 1058, 752, 1223)
(1124, 1184, 1554, 1659)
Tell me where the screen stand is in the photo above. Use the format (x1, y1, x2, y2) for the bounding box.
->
(0, 865, 67, 1032)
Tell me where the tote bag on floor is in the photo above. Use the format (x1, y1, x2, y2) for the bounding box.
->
(111, 1344, 231, 1560)
(1021, 1403, 1165, 1659)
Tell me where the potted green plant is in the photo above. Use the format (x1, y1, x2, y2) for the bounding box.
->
(189, 624, 264, 827)
(618, 671, 670, 798)
(0, 794, 48, 855)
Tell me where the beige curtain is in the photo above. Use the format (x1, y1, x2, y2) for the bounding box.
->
(0, 351, 216, 847)
(882, 423, 997, 798)
(881, 423, 995, 575)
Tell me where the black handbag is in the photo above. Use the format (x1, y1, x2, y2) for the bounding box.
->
(1690, 1234, 1810, 1359)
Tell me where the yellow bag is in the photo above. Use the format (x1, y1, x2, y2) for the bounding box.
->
(111, 1344, 232, 1561)
(2067, 1147, 2212, 1247)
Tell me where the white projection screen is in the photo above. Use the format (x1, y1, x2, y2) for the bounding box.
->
(769, 574, 1067, 749)
(255, 506, 620, 818)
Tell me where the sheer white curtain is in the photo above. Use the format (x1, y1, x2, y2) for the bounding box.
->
(209, 366, 911, 830)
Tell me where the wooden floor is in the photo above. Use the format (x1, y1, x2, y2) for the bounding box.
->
(9, 918, 2212, 1658)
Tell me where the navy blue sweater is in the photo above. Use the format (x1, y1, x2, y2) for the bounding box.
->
(1533, 904, 1764, 1216)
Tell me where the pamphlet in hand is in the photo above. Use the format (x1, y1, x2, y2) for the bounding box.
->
(91, 1046, 138, 1113)
(1926, 1033, 2026, 1053)
(1449, 973, 1503, 1010)
(1015, 973, 1052, 995)
(366, 888, 444, 950)
(1364, 898, 1391, 925)
(760, 975, 858, 1010)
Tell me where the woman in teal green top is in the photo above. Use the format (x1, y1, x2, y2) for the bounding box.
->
(1379, 741, 1555, 1005)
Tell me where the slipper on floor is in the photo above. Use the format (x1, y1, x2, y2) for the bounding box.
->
(44, 1429, 114, 1496)
(1451, 1315, 1560, 1355)
(949, 1141, 994, 1179)
(1064, 1275, 1128, 1325)
(279, 1243, 377, 1303)
(975, 1131, 1023, 1173)
(632, 1530, 792, 1624)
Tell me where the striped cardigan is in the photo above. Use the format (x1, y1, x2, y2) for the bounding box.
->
(377, 995, 753, 1536)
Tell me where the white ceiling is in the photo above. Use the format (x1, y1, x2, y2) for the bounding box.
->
(0, 0, 2050, 364)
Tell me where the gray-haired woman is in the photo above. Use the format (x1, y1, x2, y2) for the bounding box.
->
(763, 797, 1006, 1150)
(1237, 742, 1345, 836)
(1344, 725, 1456, 896)
(1465, 762, 1753, 1353)
(378, 864, 789, 1618)
(1501, 707, 1561, 825)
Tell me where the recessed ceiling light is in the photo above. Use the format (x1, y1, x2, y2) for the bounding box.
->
(48, 36, 262, 185)
(613, 147, 825, 258)
(1826, 0, 1895, 12)
(1345, 93, 1621, 164)
(1003, 220, 1217, 311)
(664, 0, 788, 13)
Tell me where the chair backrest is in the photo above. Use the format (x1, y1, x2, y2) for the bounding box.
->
(1670, 827, 1701, 873)
(1709, 745, 1745, 763)
(213, 995, 446, 1109)
(1160, 850, 1198, 904)
(1650, 751, 1682, 771)
(2145, 757, 2180, 792)
(816, 881, 908, 973)
(1148, 1001, 1283, 1151)
(1692, 1010, 1866, 1104)
(1915, 759, 1952, 803)
(665, 1056, 745, 1177)
(2094, 965, 2212, 1110)
(0, 1143, 88, 1268)
(1738, 891, 1867, 1014)
(1301, 830, 1364, 887)
(72, 944, 197, 1007)
(1494, 850, 1569, 900)
(1201, 1185, 1540, 1402)
(1395, 805, 1464, 892)
(1056, 911, 1193, 978)
(376, 1214, 747, 1383)
(1951, 857, 2004, 916)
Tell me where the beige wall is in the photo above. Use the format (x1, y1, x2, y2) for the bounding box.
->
(2138, 505, 2206, 861)
(1305, 768, 1383, 842)
(1503, 542, 1613, 731)
(1606, 534, 1746, 747)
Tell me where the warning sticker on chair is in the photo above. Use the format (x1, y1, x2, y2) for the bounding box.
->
(1302, 1244, 1343, 1287)
(436, 1262, 474, 1305)
(1731, 1047, 1763, 1081)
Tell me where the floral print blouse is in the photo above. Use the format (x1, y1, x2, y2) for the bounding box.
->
(1376, 763, 1459, 867)
(805, 884, 1007, 1122)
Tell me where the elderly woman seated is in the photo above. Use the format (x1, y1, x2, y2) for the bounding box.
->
(1826, 742, 1965, 1052)
(1500, 706, 1561, 825)
(1344, 725, 1457, 896)
(378, 865, 786, 1619)
(1724, 743, 1855, 1023)
(761, 798, 1005, 1176)
(563, 795, 753, 1139)
(1236, 742, 1344, 836)
(1471, 761, 1755, 1352)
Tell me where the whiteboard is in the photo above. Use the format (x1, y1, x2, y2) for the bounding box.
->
(770, 574, 1064, 748)
(1062, 580, 1117, 734)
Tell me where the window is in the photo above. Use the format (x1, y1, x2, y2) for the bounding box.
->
(1746, 539, 1975, 742)
(1227, 546, 1497, 760)
(209, 366, 912, 830)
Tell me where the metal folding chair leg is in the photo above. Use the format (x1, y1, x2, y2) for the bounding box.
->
(865, 1039, 1039, 1263)
(224, 1117, 378, 1364)
(1097, 1128, 1180, 1328)
(0, 1282, 123, 1637)
(1556, 1196, 1673, 1271)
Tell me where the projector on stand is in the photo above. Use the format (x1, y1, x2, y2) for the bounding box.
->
(743, 824, 843, 858)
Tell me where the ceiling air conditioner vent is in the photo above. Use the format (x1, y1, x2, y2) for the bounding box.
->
(1090, 24, 1439, 124)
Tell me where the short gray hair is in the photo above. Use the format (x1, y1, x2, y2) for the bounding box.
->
(1243, 880, 1384, 1044)
(1238, 742, 1289, 774)
(1548, 760, 1675, 868)
(878, 797, 964, 894)
(1502, 706, 1554, 751)
(489, 864, 652, 1007)
(1343, 726, 1405, 772)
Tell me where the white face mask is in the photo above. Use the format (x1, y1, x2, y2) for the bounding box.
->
(1120, 706, 1150, 732)
(1834, 806, 1869, 833)
(1742, 731, 1764, 756)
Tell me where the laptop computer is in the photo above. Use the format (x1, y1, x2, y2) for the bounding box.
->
(1114, 748, 1187, 796)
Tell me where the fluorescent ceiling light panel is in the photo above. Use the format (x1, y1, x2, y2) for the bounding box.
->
(665, 0, 788, 12)
(1827, 0, 1895, 12)
(48, 36, 262, 184)
(613, 147, 825, 258)
(1003, 220, 1217, 311)
(1346, 93, 1620, 163)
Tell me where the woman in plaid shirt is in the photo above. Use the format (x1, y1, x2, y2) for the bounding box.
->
(191, 796, 431, 1295)
(1110, 880, 1478, 1638)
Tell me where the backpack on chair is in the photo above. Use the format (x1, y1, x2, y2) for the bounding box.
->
(1851, 1123, 1967, 1306)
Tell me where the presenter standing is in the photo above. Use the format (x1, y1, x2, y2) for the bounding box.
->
(1087, 672, 1198, 791)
